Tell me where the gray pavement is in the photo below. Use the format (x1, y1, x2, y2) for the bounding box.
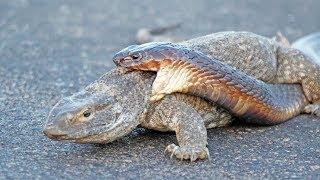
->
(0, 0, 319, 179)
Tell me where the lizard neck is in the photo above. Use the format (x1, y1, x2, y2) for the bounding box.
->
(112, 68, 157, 124)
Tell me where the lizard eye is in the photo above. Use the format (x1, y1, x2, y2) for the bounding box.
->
(83, 110, 91, 117)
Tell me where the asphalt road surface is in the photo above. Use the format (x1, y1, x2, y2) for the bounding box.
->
(0, 0, 319, 179)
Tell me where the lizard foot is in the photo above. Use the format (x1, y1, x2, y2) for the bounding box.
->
(304, 103, 320, 117)
(164, 144, 210, 162)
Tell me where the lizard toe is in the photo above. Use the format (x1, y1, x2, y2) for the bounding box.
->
(304, 103, 320, 117)
(164, 144, 210, 162)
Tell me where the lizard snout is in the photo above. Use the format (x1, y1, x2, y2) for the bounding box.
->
(43, 125, 67, 139)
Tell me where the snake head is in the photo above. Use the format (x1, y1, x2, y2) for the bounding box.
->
(112, 42, 175, 71)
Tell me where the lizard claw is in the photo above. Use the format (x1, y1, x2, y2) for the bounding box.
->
(170, 152, 174, 159)
(170, 148, 177, 159)
(166, 144, 179, 159)
(164, 143, 210, 162)
(164, 146, 169, 154)
(190, 150, 197, 162)
(205, 147, 211, 161)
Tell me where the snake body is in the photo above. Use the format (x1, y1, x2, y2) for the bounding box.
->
(113, 42, 308, 124)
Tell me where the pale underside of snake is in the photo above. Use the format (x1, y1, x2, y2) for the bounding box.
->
(113, 42, 308, 124)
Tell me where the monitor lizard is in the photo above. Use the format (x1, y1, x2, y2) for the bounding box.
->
(44, 32, 320, 162)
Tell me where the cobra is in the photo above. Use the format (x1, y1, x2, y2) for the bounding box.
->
(113, 42, 309, 124)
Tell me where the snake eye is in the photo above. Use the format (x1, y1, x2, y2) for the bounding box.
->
(83, 110, 91, 117)
(131, 53, 140, 60)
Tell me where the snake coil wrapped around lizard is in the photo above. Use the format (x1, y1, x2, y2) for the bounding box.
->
(113, 42, 309, 124)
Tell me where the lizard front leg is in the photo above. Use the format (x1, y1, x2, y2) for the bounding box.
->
(164, 101, 209, 162)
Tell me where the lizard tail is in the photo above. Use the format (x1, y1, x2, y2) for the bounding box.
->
(292, 32, 320, 64)
(148, 22, 182, 35)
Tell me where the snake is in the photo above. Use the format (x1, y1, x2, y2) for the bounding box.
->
(112, 42, 308, 124)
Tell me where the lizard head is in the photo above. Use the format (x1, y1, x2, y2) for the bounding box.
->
(112, 42, 182, 71)
(43, 90, 123, 143)
(43, 68, 154, 143)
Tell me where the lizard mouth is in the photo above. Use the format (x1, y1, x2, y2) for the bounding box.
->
(43, 125, 68, 140)
(70, 119, 135, 144)
(43, 131, 89, 142)
(43, 132, 68, 140)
